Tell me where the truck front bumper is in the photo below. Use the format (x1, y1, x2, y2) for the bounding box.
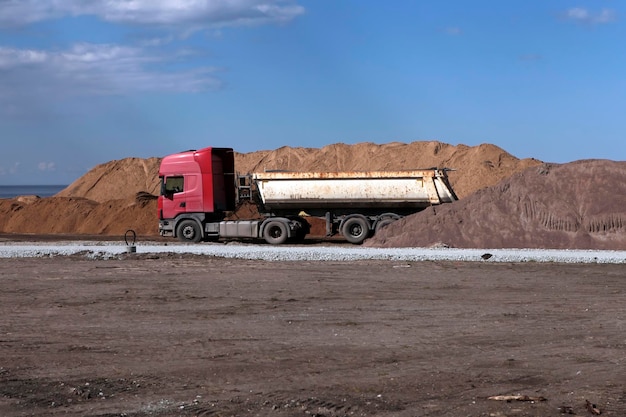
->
(159, 220, 174, 237)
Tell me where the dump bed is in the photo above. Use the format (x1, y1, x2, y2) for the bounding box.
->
(253, 169, 457, 211)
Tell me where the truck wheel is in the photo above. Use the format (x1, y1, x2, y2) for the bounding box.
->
(263, 221, 289, 245)
(342, 217, 370, 244)
(374, 218, 396, 234)
(177, 220, 202, 243)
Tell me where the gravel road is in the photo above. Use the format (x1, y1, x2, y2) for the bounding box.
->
(0, 240, 625, 263)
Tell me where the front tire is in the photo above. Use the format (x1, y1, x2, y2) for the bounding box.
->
(263, 221, 289, 245)
(177, 220, 203, 243)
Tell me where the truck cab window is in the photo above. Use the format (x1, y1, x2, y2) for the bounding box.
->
(162, 176, 184, 194)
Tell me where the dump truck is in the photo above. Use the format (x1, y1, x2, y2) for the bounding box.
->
(158, 147, 457, 244)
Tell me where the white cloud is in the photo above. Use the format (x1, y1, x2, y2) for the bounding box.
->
(564, 7, 616, 25)
(0, 0, 305, 28)
(0, 162, 20, 176)
(0, 47, 48, 68)
(38, 162, 56, 172)
(0, 43, 222, 98)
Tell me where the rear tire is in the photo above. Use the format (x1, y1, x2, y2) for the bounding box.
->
(374, 218, 396, 234)
(263, 221, 289, 245)
(342, 216, 370, 244)
(177, 220, 203, 243)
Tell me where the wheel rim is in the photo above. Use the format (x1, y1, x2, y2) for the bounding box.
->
(264, 221, 288, 244)
(269, 226, 283, 239)
(349, 223, 363, 238)
(342, 217, 369, 244)
(182, 225, 195, 239)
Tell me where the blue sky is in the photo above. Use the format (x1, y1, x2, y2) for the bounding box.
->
(0, 1, 624, 185)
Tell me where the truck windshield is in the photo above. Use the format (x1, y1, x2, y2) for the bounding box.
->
(161, 176, 184, 195)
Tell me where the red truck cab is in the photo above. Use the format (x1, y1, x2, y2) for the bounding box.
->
(158, 147, 236, 241)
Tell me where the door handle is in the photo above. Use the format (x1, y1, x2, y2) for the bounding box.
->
(179, 202, 186, 207)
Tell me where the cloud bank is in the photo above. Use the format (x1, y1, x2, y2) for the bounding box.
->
(563, 7, 617, 25)
(0, 1, 305, 114)
(0, 0, 305, 28)
(0, 43, 222, 105)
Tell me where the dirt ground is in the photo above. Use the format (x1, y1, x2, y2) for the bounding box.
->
(1, 253, 625, 416)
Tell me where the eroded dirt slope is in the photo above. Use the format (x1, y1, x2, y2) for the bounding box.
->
(366, 159, 626, 250)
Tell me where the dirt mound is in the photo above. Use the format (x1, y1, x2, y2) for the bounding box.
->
(0, 196, 158, 236)
(2, 155, 162, 237)
(235, 141, 541, 198)
(56, 157, 161, 203)
(365, 160, 626, 250)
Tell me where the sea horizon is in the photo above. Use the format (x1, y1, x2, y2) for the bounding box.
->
(0, 185, 68, 199)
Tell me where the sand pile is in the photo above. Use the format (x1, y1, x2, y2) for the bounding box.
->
(365, 160, 626, 250)
(0, 157, 162, 236)
(235, 141, 541, 199)
(56, 157, 161, 203)
(0, 196, 157, 236)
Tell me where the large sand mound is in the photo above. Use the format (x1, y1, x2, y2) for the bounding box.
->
(56, 157, 162, 203)
(0, 196, 157, 236)
(235, 141, 541, 199)
(365, 160, 626, 250)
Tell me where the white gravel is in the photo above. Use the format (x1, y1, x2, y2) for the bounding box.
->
(0, 240, 625, 263)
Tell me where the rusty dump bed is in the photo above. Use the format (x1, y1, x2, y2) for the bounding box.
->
(253, 169, 457, 211)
